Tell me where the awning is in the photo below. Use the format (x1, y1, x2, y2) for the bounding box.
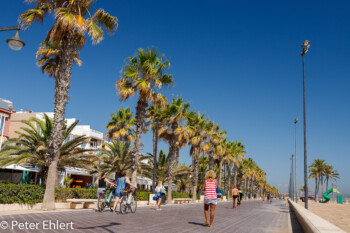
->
(3, 164, 31, 171)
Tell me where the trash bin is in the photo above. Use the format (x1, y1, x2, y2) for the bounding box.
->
(338, 195, 343, 204)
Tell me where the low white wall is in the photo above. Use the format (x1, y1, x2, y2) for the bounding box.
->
(288, 200, 345, 233)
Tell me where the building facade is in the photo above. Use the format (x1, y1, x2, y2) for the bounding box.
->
(0, 99, 13, 150)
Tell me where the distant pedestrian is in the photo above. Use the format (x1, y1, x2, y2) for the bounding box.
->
(267, 193, 271, 204)
(202, 170, 219, 228)
(238, 189, 243, 205)
(155, 180, 166, 211)
(231, 185, 239, 208)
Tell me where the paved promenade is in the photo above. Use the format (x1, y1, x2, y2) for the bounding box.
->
(0, 200, 303, 233)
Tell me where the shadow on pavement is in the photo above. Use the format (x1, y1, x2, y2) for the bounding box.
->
(78, 222, 121, 233)
(188, 222, 206, 227)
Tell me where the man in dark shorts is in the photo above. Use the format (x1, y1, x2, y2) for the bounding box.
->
(231, 185, 239, 208)
(267, 193, 271, 204)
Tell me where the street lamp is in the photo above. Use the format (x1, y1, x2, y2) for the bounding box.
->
(294, 118, 298, 203)
(0, 26, 25, 51)
(301, 40, 310, 209)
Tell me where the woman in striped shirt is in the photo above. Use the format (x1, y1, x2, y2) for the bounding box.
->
(202, 170, 219, 228)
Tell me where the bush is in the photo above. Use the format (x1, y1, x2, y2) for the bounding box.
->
(135, 191, 151, 201)
(0, 183, 45, 204)
(0, 183, 98, 204)
(172, 192, 190, 199)
(55, 188, 97, 201)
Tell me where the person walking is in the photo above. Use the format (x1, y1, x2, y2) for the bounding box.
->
(202, 170, 219, 228)
(238, 189, 243, 205)
(155, 180, 166, 211)
(231, 185, 239, 208)
(112, 171, 136, 214)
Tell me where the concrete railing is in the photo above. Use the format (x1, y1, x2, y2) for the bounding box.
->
(288, 200, 345, 233)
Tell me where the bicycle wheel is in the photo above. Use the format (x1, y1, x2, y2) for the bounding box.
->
(109, 196, 115, 212)
(98, 195, 105, 212)
(130, 196, 137, 213)
(119, 197, 127, 214)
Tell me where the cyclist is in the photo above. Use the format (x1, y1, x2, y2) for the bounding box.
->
(112, 171, 136, 214)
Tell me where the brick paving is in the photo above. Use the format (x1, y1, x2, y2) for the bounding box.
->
(0, 200, 303, 233)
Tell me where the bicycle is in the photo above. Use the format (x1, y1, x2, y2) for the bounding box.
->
(119, 189, 137, 214)
(98, 186, 116, 212)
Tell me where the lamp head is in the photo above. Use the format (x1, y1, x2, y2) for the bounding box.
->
(301, 40, 310, 56)
(7, 30, 25, 51)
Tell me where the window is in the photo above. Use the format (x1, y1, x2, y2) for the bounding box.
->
(0, 116, 5, 133)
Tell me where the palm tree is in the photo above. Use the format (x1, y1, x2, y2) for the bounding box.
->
(159, 96, 190, 203)
(203, 121, 226, 170)
(308, 159, 326, 201)
(106, 107, 136, 142)
(324, 165, 339, 191)
(96, 140, 148, 179)
(116, 48, 173, 185)
(143, 150, 190, 185)
(0, 114, 93, 186)
(232, 141, 246, 186)
(180, 111, 208, 202)
(20, 0, 118, 210)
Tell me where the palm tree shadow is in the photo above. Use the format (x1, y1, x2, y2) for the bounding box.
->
(188, 222, 205, 227)
(78, 222, 121, 233)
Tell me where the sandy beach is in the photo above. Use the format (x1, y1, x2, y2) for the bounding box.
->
(297, 200, 350, 232)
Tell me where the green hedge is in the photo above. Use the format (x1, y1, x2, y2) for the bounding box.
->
(0, 183, 45, 204)
(135, 191, 151, 201)
(0, 183, 97, 204)
(172, 192, 190, 198)
(55, 188, 97, 201)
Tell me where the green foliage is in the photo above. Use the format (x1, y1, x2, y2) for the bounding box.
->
(55, 188, 97, 201)
(172, 192, 190, 198)
(0, 183, 45, 204)
(135, 191, 151, 201)
(0, 183, 97, 204)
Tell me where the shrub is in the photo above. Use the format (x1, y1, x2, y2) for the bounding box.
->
(135, 191, 151, 201)
(172, 192, 190, 199)
(0, 183, 98, 204)
(0, 183, 45, 204)
(55, 188, 97, 201)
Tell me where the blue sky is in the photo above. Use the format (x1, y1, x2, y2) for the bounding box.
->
(1, 0, 349, 194)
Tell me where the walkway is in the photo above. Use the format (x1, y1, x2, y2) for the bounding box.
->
(0, 200, 303, 233)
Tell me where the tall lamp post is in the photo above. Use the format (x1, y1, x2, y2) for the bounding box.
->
(290, 154, 294, 201)
(0, 26, 25, 51)
(301, 40, 310, 209)
(294, 118, 298, 202)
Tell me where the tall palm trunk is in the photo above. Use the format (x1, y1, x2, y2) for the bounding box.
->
(191, 147, 199, 203)
(42, 31, 76, 211)
(233, 163, 237, 186)
(209, 148, 214, 170)
(131, 97, 148, 185)
(39, 166, 49, 186)
(245, 177, 248, 200)
(218, 159, 223, 188)
(314, 177, 318, 202)
(326, 178, 329, 191)
(250, 177, 254, 199)
(227, 165, 232, 198)
(175, 148, 180, 165)
(167, 124, 177, 204)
